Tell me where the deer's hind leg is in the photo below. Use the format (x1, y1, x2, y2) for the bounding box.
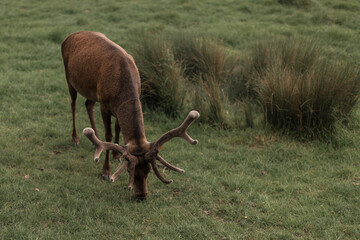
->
(68, 84, 79, 146)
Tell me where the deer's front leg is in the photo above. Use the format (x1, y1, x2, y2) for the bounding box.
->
(101, 109, 113, 180)
(85, 99, 99, 137)
(113, 120, 121, 162)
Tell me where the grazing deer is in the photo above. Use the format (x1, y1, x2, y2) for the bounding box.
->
(61, 31, 199, 200)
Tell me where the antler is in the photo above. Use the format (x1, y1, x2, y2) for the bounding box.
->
(83, 128, 137, 190)
(150, 159, 173, 184)
(147, 154, 184, 184)
(84, 110, 200, 187)
(157, 155, 184, 173)
(150, 111, 200, 152)
(146, 110, 199, 184)
(110, 161, 128, 182)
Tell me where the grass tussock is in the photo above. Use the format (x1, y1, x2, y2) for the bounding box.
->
(169, 32, 238, 126)
(130, 36, 185, 117)
(229, 39, 320, 101)
(252, 39, 360, 139)
(193, 76, 226, 126)
(170, 33, 237, 126)
(170, 32, 235, 85)
(132, 32, 238, 127)
(278, 0, 311, 8)
(132, 33, 359, 139)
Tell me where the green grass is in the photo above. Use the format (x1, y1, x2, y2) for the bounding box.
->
(131, 32, 239, 127)
(132, 32, 359, 135)
(130, 35, 185, 117)
(247, 38, 360, 139)
(1, 0, 360, 239)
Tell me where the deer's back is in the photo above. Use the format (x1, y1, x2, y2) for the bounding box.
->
(61, 31, 140, 104)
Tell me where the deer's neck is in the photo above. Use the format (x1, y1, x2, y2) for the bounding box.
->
(116, 99, 149, 153)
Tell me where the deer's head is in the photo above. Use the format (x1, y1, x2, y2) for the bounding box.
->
(83, 111, 200, 200)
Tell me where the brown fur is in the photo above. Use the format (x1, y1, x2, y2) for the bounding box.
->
(62, 31, 150, 197)
(62, 31, 199, 200)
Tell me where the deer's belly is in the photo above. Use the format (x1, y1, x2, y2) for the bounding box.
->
(69, 78, 99, 102)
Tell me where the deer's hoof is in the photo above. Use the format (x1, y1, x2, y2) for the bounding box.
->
(72, 137, 79, 146)
(102, 175, 110, 181)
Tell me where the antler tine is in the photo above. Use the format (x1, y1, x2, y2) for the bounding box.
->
(157, 154, 185, 173)
(150, 159, 173, 184)
(151, 111, 200, 151)
(83, 128, 137, 190)
(110, 161, 128, 182)
(83, 128, 133, 163)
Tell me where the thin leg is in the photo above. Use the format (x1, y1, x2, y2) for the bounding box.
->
(85, 99, 98, 137)
(68, 85, 79, 146)
(113, 119, 121, 162)
(101, 108, 112, 180)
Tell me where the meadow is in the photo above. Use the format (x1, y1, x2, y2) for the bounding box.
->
(0, 0, 359, 239)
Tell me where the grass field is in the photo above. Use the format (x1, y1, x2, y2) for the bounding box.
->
(1, 0, 359, 239)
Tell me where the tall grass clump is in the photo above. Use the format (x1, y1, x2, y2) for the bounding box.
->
(253, 38, 360, 139)
(278, 0, 311, 8)
(170, 32, 235, 84)
(192, 76, 225, 126)
(169, 32, 237, 126)
(130, 36, 185, 117)
(229, 38, 320, 101)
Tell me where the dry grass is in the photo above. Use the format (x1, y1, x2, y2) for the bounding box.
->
(133, 32, 238, 127)
(253, 39, 360, 139)
(130, 35, 185, 117)
(278, 0, 311, 8)
(132, 35, 360, 138)
(170, 32, 237, 126)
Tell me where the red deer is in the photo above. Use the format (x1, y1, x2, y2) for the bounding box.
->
(61, 31, 199, 200)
